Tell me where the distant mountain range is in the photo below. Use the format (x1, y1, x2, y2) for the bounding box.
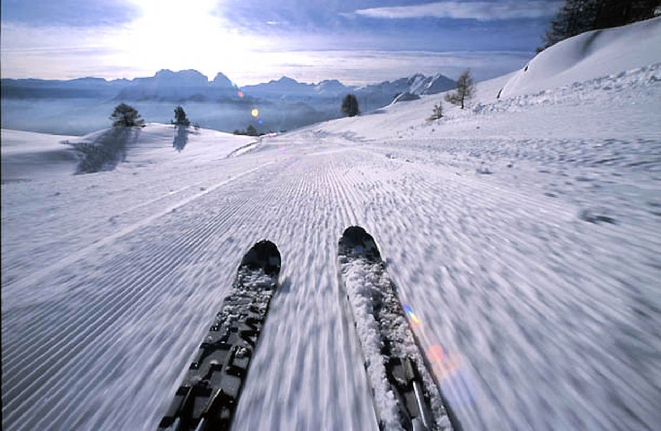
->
(2, 69, 454, 106)
(1, 69, 455, 135)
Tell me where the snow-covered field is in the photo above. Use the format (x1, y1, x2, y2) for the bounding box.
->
(2, 18, 661, 431)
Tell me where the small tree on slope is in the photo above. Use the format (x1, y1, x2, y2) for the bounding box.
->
(342, 94, 359, 117)
(246, 125, 258, 136)
(173, 105, 191, 126)
(444, 69, 475, 110)
(110, 103, 144, 127)
(428, 102, 443, 121)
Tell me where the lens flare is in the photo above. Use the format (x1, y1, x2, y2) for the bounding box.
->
(403, 304, 421, 326)
(237, 91, 244, 98)
(428, 344, 444, 363)
(251, 108, 259, 118)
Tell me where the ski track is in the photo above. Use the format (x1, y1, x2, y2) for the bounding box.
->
(3, 76, 661, 430)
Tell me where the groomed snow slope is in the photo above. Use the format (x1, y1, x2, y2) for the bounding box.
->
(2, 18, 661, 431)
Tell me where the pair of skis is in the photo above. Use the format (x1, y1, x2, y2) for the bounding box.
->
(158, 227, 454, 431)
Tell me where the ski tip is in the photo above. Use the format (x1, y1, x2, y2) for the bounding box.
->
(240, 240, 281, 276)
(339, 226, 381, 262)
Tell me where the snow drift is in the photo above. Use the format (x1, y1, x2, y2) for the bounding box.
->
(501, 16, 661, 98)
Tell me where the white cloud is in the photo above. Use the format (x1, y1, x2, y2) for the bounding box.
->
(0, 23, 531, 84)
(354, 1, 561, 21)
(1, 21, 531, 85)
(0, 18, 275, 81)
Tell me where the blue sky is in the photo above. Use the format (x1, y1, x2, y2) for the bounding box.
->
(0, 0, 561, 85)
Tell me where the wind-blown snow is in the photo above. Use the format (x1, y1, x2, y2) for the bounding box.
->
(2, 18, 661, 431)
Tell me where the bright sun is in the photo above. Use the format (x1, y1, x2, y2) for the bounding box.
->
(124, 0, 256, 78)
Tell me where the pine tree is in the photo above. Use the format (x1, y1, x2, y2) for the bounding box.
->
(173, 106, 191, 126)
(110, 103, 144, 127)
(540, 0, 660, 50)
(595, 0, 659, 29)
(542, 0, 597, 49)
(246, 125, 258, 136)
(341, 94, 359, 117)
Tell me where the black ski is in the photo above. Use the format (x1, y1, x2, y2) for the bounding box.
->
(158, 240, 281, 431)
(338, 226, 452, 431)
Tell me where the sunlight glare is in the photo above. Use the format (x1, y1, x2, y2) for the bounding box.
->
(125, 0, 256, 78)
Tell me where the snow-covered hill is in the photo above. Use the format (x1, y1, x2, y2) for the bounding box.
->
(501, 16, 661, 98)
(2, 17, 660, 431)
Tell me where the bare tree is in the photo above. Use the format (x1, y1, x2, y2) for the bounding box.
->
(444, 69, 475, 110)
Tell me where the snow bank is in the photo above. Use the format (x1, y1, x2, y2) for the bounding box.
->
(501, 17, 661, 98)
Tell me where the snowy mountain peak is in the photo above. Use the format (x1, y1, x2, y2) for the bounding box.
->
(407, 73, 426, 84)
(422, 73, 457, 95)
(314, 79, 350, 95)
(407, 74, 429, 93)
(150, 69, 210, 87)
(211, 72, 234, 88)
(352, 72, 455, 111)
(241, 76, 314, 96)
(276, 76, 299, 84)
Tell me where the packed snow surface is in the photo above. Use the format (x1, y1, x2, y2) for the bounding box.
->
(2, 19, 661, 431)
